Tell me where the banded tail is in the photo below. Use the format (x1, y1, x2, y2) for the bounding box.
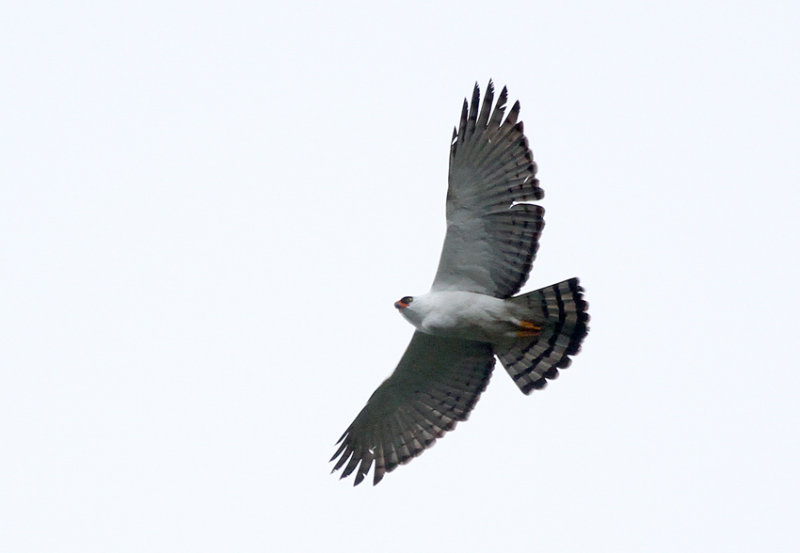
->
(494, 278, 589, 394)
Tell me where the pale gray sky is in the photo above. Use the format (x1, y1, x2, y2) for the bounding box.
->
(2, 1, 799, 552)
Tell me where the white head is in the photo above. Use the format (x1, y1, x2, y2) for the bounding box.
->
(394, 295, 423, 326)
(393, 296, 414, 310)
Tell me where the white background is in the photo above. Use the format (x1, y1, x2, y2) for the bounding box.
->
(2, 1, 799, 551)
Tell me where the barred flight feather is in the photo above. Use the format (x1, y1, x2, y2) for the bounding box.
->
(331, 83, 589, 487)
(494, 278, 590, 395)
(434, 81, 544, 298)
(330, 332, 495, 485)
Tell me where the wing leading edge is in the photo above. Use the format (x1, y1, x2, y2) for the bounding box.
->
(331, 83, 553, 486)
(330, 332, 494, 485)
(432, 81, 544, 298)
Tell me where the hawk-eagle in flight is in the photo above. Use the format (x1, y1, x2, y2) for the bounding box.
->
(331, 81, 589, 486)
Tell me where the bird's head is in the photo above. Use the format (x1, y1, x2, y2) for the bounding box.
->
(394, 296, 414, 310)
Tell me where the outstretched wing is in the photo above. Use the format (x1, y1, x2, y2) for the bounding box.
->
(431, 81, 544, 299)
(331, 332, 495, 486)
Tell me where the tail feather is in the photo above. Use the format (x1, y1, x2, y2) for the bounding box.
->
(494, 278, 589, 394)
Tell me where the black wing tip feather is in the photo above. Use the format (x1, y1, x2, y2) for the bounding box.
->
(456, 81, 516, 132)
(469, 79, 495, 100)
(450, 81, 543, 207)
(498, 85, 508, 105)
(330, 351, 495, 487)
(450, 80, 520, 170)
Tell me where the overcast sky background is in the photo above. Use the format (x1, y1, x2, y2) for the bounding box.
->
(2, 1, 799, 552)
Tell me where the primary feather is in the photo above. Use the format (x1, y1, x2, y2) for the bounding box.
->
(331, 82, 589, 486)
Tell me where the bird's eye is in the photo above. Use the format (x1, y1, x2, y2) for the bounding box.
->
(401, 296, 413, 305)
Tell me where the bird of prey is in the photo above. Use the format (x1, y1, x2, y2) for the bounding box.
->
(331, 81, 589, 486)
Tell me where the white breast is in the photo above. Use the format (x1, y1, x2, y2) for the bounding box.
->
(399, 291, 515, 342)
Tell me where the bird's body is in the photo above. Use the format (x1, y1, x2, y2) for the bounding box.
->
(399, 291, 530, 342)
(331, 81, 589, 485)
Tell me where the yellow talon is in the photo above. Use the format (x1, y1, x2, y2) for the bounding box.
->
(516, 320, 542, 338)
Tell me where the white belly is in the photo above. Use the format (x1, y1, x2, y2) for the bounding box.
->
(400, 291, 521, 342)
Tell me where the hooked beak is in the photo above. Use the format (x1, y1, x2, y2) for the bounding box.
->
(394, 300, 408, 309)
